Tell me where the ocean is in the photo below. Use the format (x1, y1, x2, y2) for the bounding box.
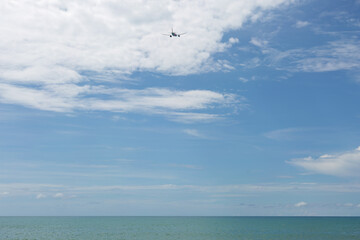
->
(0, 217, 359, 240)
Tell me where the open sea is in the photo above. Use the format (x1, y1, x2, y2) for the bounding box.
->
(0, 217, 359, 240)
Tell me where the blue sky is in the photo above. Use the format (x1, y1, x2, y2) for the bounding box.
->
(1, 0, 360, 216)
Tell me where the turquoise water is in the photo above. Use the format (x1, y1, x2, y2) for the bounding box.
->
(0, 217, 359, 240)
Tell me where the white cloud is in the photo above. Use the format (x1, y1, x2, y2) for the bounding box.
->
(0, 0, 292, 119)
(295, 20, 309, 28)
(320, 154, 334, 159)
(294, 201, 307, 207)
(288, 146, 360, 177)
(53, 193, 64, 199)
(229, 37, 239, 44)
(36, 193, 46, 199)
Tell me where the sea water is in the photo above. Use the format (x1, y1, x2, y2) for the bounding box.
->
(0, 217, 359, 240)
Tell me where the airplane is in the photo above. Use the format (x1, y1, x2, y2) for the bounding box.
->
(162, 28, 186, 37)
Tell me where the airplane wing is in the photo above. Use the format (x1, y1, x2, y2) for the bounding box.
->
(179, 32, 187, 35)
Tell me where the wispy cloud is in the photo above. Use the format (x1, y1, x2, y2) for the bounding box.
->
(0, 191, 9, 197)
(295, 40, 360, 72)
(36, 193, 46, 199)
(168, 164, 202, 170)
(183, 129, 207, 138)
(264, 127, 304, 141)
(238, 77, 249, 83)
(0, 84, 239, 122)
(288, 146, 360, 177)
(53, 193, 64, 199)
(264, 127, 327, 141)
(250, 37, 268, 48)
(247, 38, 360, 73)
(3, 182, 360, 198)
(277, 175, 294, 179)
(0, 184, 64, 197)
(168, 112, 223, 123)
(320, 10, 360, 28)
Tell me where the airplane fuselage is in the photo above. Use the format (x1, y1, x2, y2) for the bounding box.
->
(170, 32, 180, 37)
